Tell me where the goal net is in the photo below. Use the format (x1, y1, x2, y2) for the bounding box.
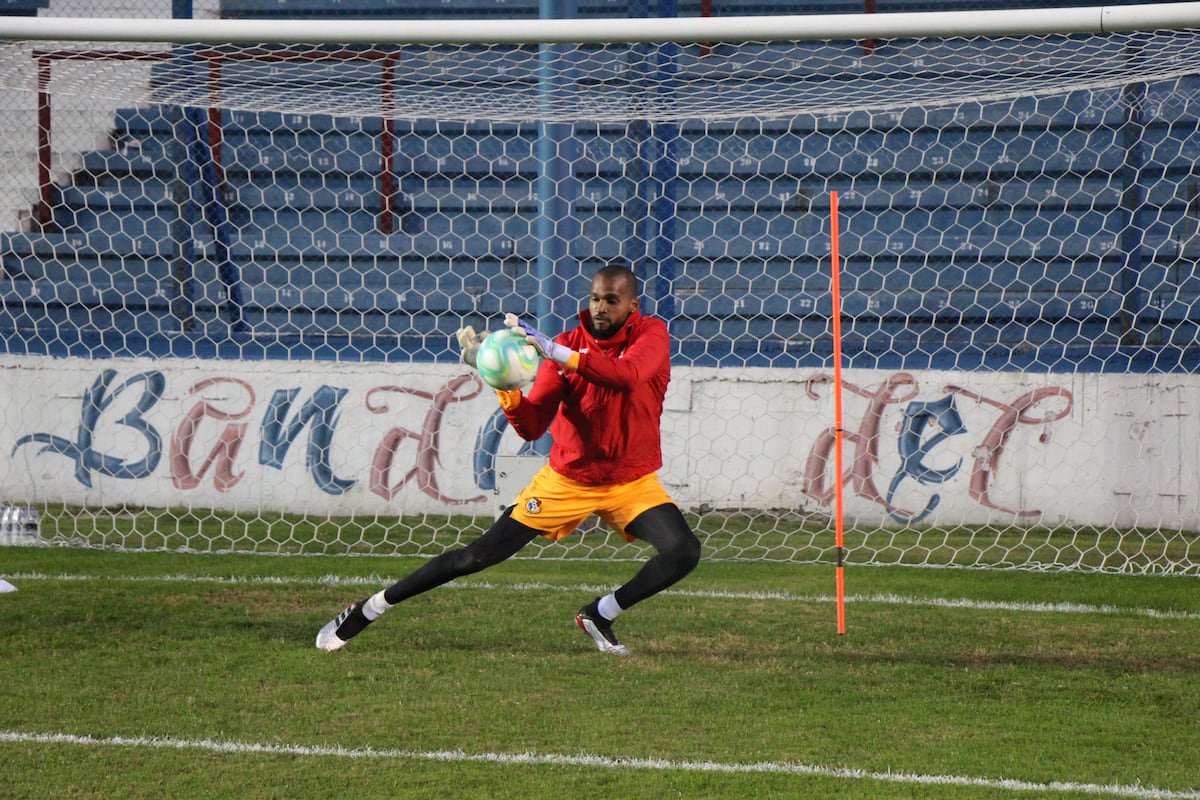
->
(1, 5, 1199, 574)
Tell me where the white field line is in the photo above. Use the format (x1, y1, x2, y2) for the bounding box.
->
(3, 570, 1199, 620)
(0, 730, 1197, 799)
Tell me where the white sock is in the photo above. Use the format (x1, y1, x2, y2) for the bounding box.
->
(363, 590, 392, 621)
(597, 593, 623, 621)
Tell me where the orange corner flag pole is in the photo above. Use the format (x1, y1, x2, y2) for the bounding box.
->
(830, 190, 846, 636)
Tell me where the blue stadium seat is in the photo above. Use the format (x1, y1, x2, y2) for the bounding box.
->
(112, 106, 176, 137)
(1146, 75, 1200, 125)
(80, 150, 171, 179)
(0, 276, 176, 334)
(0, 0, 50, 15)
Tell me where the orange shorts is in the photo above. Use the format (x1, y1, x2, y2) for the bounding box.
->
(509, 465, 676, 542)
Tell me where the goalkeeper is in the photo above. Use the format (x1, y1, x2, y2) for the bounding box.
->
(316, 263, 701, 655)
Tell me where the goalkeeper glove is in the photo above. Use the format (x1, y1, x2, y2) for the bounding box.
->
(459, 325, 523, 408)
(504, 313, 575, 366)
(455, 325, 486, 368)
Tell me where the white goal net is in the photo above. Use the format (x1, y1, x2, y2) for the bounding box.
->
(1, 5, 1199, 574)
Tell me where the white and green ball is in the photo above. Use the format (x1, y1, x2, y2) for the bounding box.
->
(475, 328, 541, 390)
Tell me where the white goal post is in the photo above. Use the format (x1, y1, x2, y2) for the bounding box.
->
(2, 4, 1200, 43)
(1, 4, 1199, 575)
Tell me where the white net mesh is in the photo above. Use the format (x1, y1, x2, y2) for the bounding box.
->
(1, 12, 1199, 574)
(1, 31, 1200, 122)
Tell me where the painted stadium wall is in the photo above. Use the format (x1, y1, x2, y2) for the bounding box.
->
(1, 354, 1196, 530)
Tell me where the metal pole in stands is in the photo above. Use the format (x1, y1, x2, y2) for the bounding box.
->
(830, 190, 846, 636)
(35, 53, 51, 230)
(380, 54, 397, 235)
(863, 0, 877, 56)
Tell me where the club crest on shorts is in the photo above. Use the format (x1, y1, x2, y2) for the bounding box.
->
(524, 497, 542, 514)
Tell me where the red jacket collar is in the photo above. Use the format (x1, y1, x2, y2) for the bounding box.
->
(579, 308, 640, 351)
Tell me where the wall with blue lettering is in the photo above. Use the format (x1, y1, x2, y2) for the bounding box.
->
(2, 355, 1196, 528)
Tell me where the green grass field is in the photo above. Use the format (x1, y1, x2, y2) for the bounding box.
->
(1, 545, 1198, 799)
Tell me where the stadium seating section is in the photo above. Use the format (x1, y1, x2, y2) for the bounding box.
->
(1, 0, 1198, 369)
(0, 0, 48, 16)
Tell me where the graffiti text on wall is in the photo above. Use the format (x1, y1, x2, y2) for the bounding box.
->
(802, 372, 1073, 523)
(13, 369, 488, 504)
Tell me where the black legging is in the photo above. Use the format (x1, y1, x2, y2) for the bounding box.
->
(382, 502, 700, 609)
(614, 502, 701, 609)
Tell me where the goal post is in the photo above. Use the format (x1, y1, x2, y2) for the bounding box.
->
(1, 4, 1199, 575)
(3, 4, 1200, 43)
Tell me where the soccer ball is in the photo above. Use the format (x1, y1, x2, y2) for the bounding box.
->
(474, 327, 541, 391)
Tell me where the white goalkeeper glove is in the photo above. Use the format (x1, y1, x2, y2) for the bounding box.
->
(504, 312, 575, 366)
(455, 325, 486, 368)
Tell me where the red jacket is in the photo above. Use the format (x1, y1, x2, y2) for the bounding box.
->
(503, 309, 671, 486)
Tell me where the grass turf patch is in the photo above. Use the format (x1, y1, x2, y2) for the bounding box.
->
(1, 547, 1198, 799)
